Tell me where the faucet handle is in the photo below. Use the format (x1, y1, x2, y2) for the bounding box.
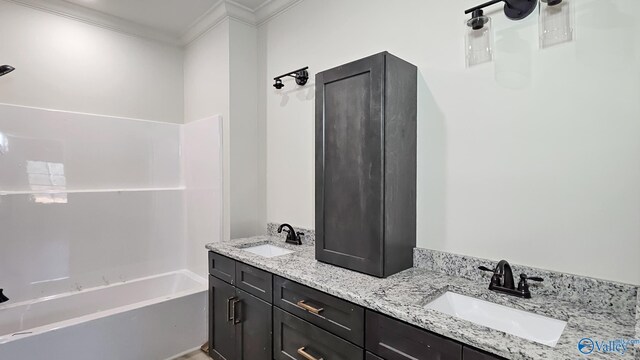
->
(479, 266, 502, 288)
(519, 273, 543, 282)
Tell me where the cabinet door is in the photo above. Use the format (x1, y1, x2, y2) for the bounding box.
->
(315, 52, 386, 277)
(273, 307, 363, 360)
(273, 275, 365, 346)
(235, 289, 272, 360)
(367, 352, 385, 360)
(209, 276, 237, 360)
(463, 347, 505, 360)
(366, 311, 461, 360)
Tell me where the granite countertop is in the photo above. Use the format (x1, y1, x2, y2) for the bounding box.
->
(206, 236, 639, 360)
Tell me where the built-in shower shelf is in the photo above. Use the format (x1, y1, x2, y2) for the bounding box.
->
(0, 187, 186, 196)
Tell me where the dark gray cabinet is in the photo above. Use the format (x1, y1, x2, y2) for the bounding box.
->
(208, 257, 272, 360)
(463, 347, 506, 360)
(234, 289, 272, 360)
(272, 275, 365, 346)
(273, 307, 363, 360)
(315, 51, 417, 278)
(209, 275, 237, 360)
(366, 310, 462, 360)
(209, 251, 506, 360)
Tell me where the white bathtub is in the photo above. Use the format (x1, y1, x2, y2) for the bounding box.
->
(0, 270, 208, 360)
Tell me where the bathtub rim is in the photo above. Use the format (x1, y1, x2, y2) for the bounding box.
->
(0, 269, 207, 344)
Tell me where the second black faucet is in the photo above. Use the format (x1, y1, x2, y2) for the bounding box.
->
(277, 223, 304, 245)
(479, 260, 543, 299)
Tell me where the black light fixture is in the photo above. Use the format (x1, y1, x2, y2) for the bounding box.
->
(543, 0, 563, 6)
(273, 66, 309, 89)
(0, 65, 15, 77)
(465, 0, 538, 29)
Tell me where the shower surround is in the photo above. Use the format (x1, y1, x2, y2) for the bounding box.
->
(0, 103, 223, 359)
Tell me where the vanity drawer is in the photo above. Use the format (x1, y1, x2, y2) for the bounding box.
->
(463, 347, 505, 360)
(366, 310, 462, 360)
(273, 275, 365, 346)
(273, 307, 363, 360)
(235, 262, 273, 302)
(208, 252, 236, 285)
(367, 352, 385, 360)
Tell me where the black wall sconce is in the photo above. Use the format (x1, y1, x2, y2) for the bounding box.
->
(465, 0, 538, 28)
(273, 67, 309, 89)
(0, 65, 15, 77)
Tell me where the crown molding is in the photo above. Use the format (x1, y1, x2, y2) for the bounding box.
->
(254, 0, 303, 25)
(180, 0, 301, 45)
(8, 0, 303, 47)
(5, 0, 182, 46)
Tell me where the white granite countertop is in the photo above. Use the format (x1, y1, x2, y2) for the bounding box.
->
(206, 236, 639, 360)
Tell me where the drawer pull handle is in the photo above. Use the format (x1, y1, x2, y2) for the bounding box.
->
(226, 297, 237, 322)
(231, 298, 242, 324)
(297, 300, 324, 314)
(297, 346, 323, 360)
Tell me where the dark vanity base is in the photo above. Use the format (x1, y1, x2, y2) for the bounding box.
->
(208, 251, 505, 360)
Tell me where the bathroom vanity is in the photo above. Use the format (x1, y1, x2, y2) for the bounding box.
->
(206, 236, 639, 360)
(207, 247, 503, 360)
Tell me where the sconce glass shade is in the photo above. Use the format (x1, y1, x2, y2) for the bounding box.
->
(465, 16, 493, 67)
(539, 0, 574, 48)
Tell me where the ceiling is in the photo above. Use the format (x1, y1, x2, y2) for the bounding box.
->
(62, 0, 221, 36)
(7, 0, 298, 45)
(61, 0, 273, 37)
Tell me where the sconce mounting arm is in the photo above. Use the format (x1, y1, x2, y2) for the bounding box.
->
(273, 66, 309, 89)
(465, 0, 537, 21)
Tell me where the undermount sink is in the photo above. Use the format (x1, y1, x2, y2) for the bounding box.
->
(426, 292, 567, 347)
(241, 244, 294, 258)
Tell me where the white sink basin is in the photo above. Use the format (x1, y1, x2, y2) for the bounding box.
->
(241, 244, 294, 258)
(426, 292, 567, 347)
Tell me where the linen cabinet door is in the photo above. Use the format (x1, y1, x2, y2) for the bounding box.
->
(315, 52, 386, 277)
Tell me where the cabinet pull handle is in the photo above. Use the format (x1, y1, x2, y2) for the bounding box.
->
(297, 300, 324, 314)
(226, 297, 237, 322)
(297, 347, 323, 360)
(231, 298, 242, 324)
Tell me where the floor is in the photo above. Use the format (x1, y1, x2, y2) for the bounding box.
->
(172, 350, 210, 360)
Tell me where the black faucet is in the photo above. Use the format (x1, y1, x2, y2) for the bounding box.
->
(479, 260, 543, 299)
(0, 289, 8, 304)
(277, 223, 303, 245)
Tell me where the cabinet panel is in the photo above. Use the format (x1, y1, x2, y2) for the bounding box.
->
(273, 275, 364, 346)
(235, 262, 272, 302)
(367, 351, 385, 360)
(315, 51, 417, 278)
(463, 347, 505, 360)
(366, 311, 461, 360)
(273, 307, 363, 360)
(209, 252, 236, 285)
(209, 275, 237, 360)
(315, 53, 385, 277)
(235, 289, 272, 360)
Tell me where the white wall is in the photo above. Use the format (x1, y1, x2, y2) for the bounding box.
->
(0, 0, 183, 123)
(184, 19, 231, 241)
(185, 18, 265, 240)
(260, 0, 640, 285)
(183, 116, 224, 278)
(229, 19, 265, 238)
